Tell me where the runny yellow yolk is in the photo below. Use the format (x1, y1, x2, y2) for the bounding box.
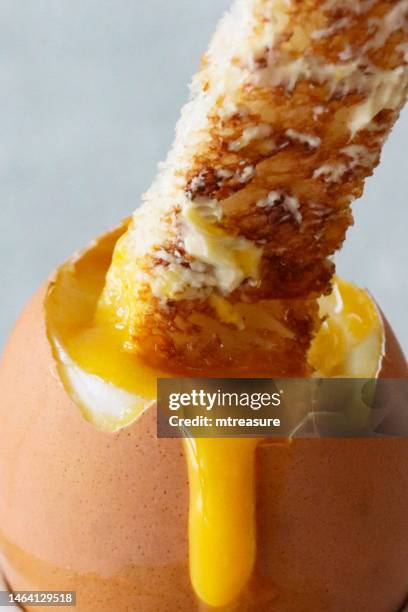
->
(51, 252, 383, 610)
(184, 437, 259, 608)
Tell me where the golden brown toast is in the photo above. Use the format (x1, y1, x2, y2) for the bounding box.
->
(99, 0, 408, 376)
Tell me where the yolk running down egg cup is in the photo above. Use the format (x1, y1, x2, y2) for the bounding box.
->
(1, 0, 408, 610)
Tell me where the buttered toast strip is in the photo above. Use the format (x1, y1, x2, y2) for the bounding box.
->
(99, 0, 408, 376)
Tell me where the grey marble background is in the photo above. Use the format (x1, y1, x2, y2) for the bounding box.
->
(0, 0, 407, 354)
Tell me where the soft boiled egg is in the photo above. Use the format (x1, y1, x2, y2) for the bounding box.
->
(0, 223, 407, 612)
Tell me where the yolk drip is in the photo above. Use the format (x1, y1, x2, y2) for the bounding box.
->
(184, 437, 259, 608)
